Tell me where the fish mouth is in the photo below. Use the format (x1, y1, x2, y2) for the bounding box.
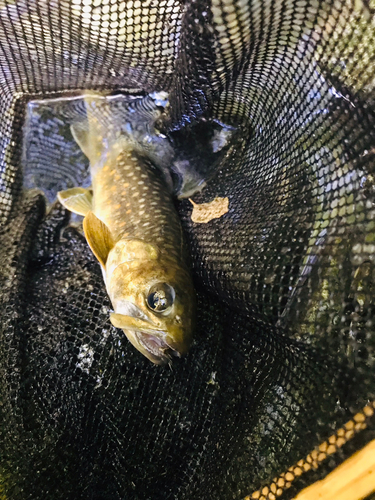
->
(110, 312, 180, 365)
(135, 332, 180, 365)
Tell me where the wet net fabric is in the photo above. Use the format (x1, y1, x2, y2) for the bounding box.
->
(1, 0, 375, 499)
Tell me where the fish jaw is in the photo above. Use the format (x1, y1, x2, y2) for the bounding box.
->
(126, 330, 177, 366)
(110, 312, 191, 365)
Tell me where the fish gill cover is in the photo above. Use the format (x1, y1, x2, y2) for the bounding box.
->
(0, 0, 375, 499)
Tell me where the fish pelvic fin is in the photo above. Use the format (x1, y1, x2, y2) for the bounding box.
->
(57, 187, 93, 216)
(83, 211, 115, 267)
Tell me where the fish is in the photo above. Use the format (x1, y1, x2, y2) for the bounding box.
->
(57, 95, 195, 365)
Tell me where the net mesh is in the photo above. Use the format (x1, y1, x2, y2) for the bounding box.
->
(1, 0, 375, 499)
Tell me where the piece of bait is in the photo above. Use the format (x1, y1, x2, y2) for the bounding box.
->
(58, 94, 195, 365)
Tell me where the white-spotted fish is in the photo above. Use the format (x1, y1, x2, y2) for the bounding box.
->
(58, 95, 195, 365)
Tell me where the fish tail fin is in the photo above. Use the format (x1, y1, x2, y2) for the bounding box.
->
(70, 92, 128, 168)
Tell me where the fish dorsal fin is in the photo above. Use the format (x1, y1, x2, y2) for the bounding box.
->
(83, 211, 115, 267)
(57, 187, 93, 216)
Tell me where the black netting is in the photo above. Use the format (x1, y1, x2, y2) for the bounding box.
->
(1, 0, 375, 499)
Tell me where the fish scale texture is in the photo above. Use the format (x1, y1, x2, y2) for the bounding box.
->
(1, 0, 375, 499)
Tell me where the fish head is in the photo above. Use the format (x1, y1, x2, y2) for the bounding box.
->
(108, 258, 195, 365)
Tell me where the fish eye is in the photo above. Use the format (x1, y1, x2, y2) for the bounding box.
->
(147, 283, 175, 312)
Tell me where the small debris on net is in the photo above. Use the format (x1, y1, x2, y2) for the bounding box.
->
(189, 197, 229, 223)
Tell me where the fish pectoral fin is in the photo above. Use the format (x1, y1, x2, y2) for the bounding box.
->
(57, 187, 93, 216)
(83, 211, 114, 267)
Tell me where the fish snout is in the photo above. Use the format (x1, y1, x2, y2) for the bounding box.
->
(110, 312, 191, 364)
